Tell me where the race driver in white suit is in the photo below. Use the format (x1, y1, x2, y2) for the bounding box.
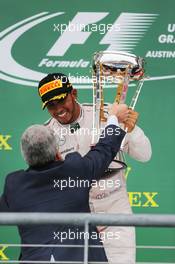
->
(37, 72, 152, 264)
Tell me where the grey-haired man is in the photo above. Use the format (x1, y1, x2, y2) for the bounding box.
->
(0, 103, 127, 263)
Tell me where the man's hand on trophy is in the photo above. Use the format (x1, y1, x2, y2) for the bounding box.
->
(123, 108, 139, 133)
(109, 103, 128, 121)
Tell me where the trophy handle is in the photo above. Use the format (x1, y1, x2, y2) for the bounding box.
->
(129, 78, 145, 110)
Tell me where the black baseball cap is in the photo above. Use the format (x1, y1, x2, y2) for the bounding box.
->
(38, 73, 73, 109)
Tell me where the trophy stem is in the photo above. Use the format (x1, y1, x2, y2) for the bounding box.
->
(115, 78, 124, 104)
(115, 67, 130, 104)
(100, 63, 107, 123)
(92, 62, 102, 145)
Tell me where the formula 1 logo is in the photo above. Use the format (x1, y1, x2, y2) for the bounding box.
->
(0, 12, 157, 86)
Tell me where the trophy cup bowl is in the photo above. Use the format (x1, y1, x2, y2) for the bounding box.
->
(92, 51, 144, 81)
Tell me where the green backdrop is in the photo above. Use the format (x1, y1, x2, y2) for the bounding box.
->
(0, 0, 175, 262)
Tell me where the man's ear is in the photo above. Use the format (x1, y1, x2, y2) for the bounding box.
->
(55, 152, 63, 161)
(71, 89, 77, 100)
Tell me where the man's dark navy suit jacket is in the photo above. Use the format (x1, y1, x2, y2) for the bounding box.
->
(0, 125, 125, 263)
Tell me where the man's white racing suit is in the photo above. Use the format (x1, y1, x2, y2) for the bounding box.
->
(45, 103, 152, 264)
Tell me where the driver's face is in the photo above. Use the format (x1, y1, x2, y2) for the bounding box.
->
(46, 92, 78, 124)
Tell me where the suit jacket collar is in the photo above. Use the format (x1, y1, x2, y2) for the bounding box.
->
(26, 160, 64, 171)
